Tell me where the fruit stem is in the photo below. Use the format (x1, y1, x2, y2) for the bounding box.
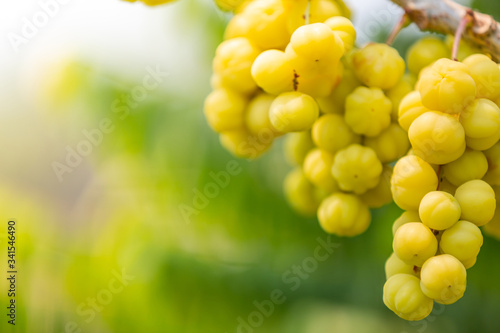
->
(436, 165, 442, 191)
(386, 13, 408, 46)
(390, 0, 500, 61)
(305, 0, 311, 25)
(452, 9, 474, 61)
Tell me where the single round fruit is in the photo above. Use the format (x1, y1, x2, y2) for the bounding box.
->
(391, 155, 439, 210)
(289, 22, 344, 62)
(442, 149, 488, 186)
(352, 43, 405, 89)
(409, 111, 466, 165)
(312, 114, 360, 154)
(440, 220, 483, 264)
(331, 144, 383, 195)
(383, 274, 433, 321)
(419, 191, 461, 230)
(283, 131, 314, 165)
(324, 16, 356, 52)
(245, 93, 279, 136)
(269, 92, 319, 132)
(204, 88, 247, 133)
(463, 53, 500, 100)
(364, 123, 410, 163)
(460, 99, 500, 150)
(454, 180, 496, 226)
(226, 0, 290, 50)
(420, 254, 467, 304)
(213, 37, 260, 94)
(303, 148, 338, 193)
(417, 58, 476, 114)
(406, 37, 449, 75)
(344, 86, 392, 137)
(317, 192, 371, 237)
(393, 222, 437, 267)
(283, 167, 319, 216)
(398, 91, 429, 132)
(285, 47, 343, 98)
(251, 50, 294, 95)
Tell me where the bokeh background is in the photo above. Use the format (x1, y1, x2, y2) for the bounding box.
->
(0, 0, 499, 332)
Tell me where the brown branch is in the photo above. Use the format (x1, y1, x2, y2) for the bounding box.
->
(391, 0, 500, 61)
(452, 9, 473, 60)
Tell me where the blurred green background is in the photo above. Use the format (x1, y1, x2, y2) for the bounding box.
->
(0, 0, 499, 332)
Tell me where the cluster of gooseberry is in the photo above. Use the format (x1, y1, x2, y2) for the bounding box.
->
(384, 34, 500, 320)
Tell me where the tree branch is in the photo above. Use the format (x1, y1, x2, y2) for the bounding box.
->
(391, 0, 500, 61)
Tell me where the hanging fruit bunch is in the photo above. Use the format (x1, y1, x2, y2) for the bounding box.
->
(202, 0, 500, 322)
(119, 0, 500, 323)
(205, 0, 414, 238)
(383, 9, 500, 320)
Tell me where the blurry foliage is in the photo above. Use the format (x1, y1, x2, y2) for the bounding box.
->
(471, 0, 500, 21)
(5, 0, 500, 332)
